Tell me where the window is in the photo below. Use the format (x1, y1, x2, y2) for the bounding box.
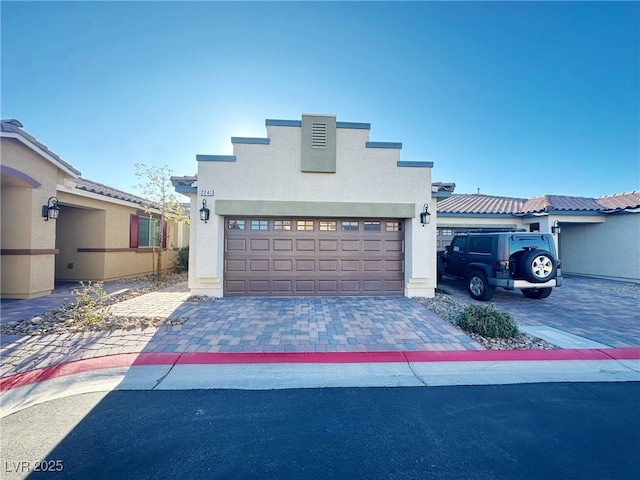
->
(342, 221, 359, 231)
(319, 220, 337, 231)
(129, 214, 166, 248)
(450, 236, 467, 253)
(228, 219, 245, 230)
(251, 219, 268, 230)
(364, 221, 381, 232)
(296, 220, 314, 231)
(441, 229, 453, 236)
(468, 236, 493, 255)
(274, 220, 291, 231)
(385, 221, 402, 232)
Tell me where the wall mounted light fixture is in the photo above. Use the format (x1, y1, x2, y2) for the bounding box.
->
(551, 220, 561, 234)
(419, 203, 431, 226)
(199, 199, 210, 223)
(42, 196, 60, 221)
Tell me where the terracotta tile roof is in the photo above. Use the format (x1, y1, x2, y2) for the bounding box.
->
(437, 194, 527, 214)
(438, 192, 640, 215)
(596, 191, 640, 211)
(74, 178, 148, 206)
(521, 195, 602, 213)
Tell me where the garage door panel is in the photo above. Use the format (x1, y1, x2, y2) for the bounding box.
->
(296, 239, 315, 251)
(319, 240, 338, 251)
(274, 239, 293, 251)
(273, 259, 293, 272)
(318, 280, 338, 293)
(226, 239, 246, 251)
(250, 239, 270, 251)
(385, 260, 403, 272)
(295, 280, 315, 294)
(363, 259, 382, 271)
(341, 240, 360, 251)
(363, 240, 382, 251)
(296, 259, 315, 272)
(249, 280, 269, 294)
(226, 259, 246, 272)
(225, 218, 404, 296)
(249, 259, 269, 272)
(319, 260, 338, 272)
(385, 240, 404, 252)
(341, 260, 360, 271)
(273, 280, 293, 294)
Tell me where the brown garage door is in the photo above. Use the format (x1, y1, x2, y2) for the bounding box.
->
(224, 218, 404, 296)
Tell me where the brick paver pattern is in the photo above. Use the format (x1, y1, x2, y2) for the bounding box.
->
(0, 283, 482, 377)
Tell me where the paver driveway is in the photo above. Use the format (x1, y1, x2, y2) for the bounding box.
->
(439, 275, 640, 348)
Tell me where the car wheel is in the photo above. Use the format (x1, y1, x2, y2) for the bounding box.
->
(466, 271, 495, 301)
(519, 250, 556, 283)
(521, 287, 552, 299)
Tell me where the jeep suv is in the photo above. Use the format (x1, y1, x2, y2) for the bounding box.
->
(437, 229, 562, 301)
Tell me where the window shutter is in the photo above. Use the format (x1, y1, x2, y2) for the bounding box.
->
(162, 221, 167, 248)
(129, 214, 139, 248)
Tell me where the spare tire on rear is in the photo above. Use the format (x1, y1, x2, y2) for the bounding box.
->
(519, 250, 556, 283)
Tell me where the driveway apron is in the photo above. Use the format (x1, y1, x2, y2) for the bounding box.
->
(439, 275, 640, 348)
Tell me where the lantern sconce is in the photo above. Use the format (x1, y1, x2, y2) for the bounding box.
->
(42, 196, 60, 221)
(419, 203, 431, 226)
(199, 199, 210, 223)
(551, 220, 561, 235)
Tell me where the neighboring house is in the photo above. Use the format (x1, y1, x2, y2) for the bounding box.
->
(173, 113, 437, 298)
(436, 191, 640, 282)
(1, 119, 188, 299)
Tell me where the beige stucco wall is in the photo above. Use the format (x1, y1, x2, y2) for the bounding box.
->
(191, 119, 435, 297)
(55, 189, 181, 281)
(1, 138, 62, 298)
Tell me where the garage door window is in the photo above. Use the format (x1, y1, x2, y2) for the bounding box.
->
(386, 221, 403, 232)
(319, 220, 337, 231)
(364, 221, 381, 231)
(228, 219, 245, 230)
(251, 220, 268, 230)
(274, 220, 292, 231)
(342, 221, 359, 231)
(297, 220, 314, 231)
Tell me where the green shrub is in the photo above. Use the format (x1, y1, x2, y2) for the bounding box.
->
(62, 281, 111, 324)
(455, 304, 519, 338)
(177, 245, 189, 272)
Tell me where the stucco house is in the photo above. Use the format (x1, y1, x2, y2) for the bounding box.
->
(436, 190, 640, 282)
(173, 113, 438, 298)
(1, 119, 188, 299)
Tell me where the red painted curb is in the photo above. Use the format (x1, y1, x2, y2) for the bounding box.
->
(1, 348, 638, 392)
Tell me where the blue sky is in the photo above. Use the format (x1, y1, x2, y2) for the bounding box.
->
(2, 1, 638, 199)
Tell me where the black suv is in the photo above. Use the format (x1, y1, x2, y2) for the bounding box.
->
(437, 229, 562, 301)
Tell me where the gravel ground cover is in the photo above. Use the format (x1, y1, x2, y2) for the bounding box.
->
(413, 293, 557, 350)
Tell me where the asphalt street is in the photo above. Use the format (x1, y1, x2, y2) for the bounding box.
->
(2, 382, 638, 480)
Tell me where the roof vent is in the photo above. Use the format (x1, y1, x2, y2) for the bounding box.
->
(311, 122, 327, 149)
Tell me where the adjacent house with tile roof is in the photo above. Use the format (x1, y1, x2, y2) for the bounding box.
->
(1, 120, 189, 298)
(436, 191, 640, 282)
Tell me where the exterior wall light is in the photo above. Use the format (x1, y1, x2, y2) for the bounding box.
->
(419, 203, 430, 226)
(199, 199, 210, 223)
(42, 196, 60, 221)
(551, 220, 561, 234)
